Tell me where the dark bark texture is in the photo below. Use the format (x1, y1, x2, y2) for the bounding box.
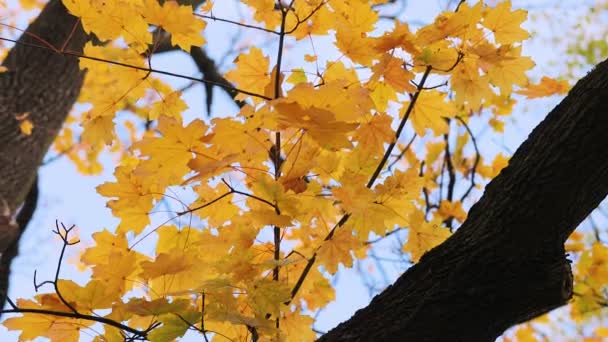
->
(320, 61, 608, 341)
(0, 0, 87, 213)
(0, 0, 87, 307)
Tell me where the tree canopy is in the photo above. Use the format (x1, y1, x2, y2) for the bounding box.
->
(0, 0, 607, 341)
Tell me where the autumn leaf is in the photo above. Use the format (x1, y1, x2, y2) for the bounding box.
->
(3, 296, 94, 342)
(57, 279, 114, 313)
(353, 112, 394, 157)
(482, 0, 530, 44)
(225, 47, 271, 103)
(96, 164, 157, 234)
(317, 228, 365, 274)
(516, 76, 570, 99)
(148, 311, 200, 341)
(415, 2, 483, 45)
(142, 0, 206, 50)
(404, 90, 457, 136)
(247, 279, 291, 317)
(15, 112, 33, 136)
(134, 115, 209, 189)
(148, 91, 188, 120)
(370, 54, 415, 93)
(403, 209, 451, 262)
(273, 101, 359, 149)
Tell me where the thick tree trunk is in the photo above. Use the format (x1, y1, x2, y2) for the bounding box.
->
(0, 0, 87, 308)
(320, 61, 608, 341)
(0, 0, 87, 213)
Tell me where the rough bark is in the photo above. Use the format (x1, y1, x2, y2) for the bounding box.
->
(0, 0, 87, 307)
(0, 0, 87, 214)
(319, 61, 608, 341)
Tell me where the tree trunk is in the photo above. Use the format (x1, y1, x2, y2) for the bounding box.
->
(0, 0, 87, 214)
(0, 0, 87, 308)
(319, 61, 608, 341)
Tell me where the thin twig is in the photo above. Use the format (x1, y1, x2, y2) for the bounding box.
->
(442, 126, 456, 230)
(0, 37, 273, 101)
(196, 13, 279, 35)
(365, 227, 404, 245)
(386, 134, 417, 172)
(0, 308, 148, 337)
(456, 116, 480, 202)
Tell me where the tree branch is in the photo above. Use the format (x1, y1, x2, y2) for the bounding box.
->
(319, 57, 608, 342)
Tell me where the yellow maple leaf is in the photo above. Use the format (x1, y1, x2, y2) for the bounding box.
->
(317, 228, 365, 274)
(333, 1, 378, 34)
(595, 327, 608, 337)
(148, 91, 188, 120)
(140, 252, 195, 280)
(96, 164, 158, 234)
(565, 231, 586, 253)
(135, 115, 209, 189)
(487, 45, 535, 94)
(286, 81, 373, 122)
(279, 311, 316, 342)
(124, 298, 190, 317)
(81, 113, 115, 146)
(323, 61, 360, 84)
(64, 0, 151, 51)
(369, 82, 398, 112)
(482, 0, 530, 44)
(242, 0, 281, 29)
(332, 172, 374, 214)
(577, 243, 608, 288)
(404, 90, 457, 137)
(437, 200, 467, 223)
(187, 153, 240, 182)
(57, 279, 114, 313)
(142, 0, 206, 50)
(370, 53, 416, 93)
(287, 68, 307, 85)
(353, 112, 394, 157)
(404, 209, 451, 262)
(373, 21, 418, 55)
(273, 101, 359, 150)
(140, 251, 209, 295)
(489, 117, 505, 132)
(516, 76, 570, 99)
(478, 153, 509, 179)
(335, 28, 379, 67)
(15, 112, 33, 136)
(246, 279, 291, 317)
(225, 47, 271, 103)
(304, 54, 317, 62)
(511, 324, 538, 342)
(451, 56, 493, 109)
(93, 250, 139, 296)
(287, 1, 333, 39)
(415, 2, 483, 45)
(3, 296, 94, 342)
(264, 65, 284, 98)
(373, 169, 423, 228)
